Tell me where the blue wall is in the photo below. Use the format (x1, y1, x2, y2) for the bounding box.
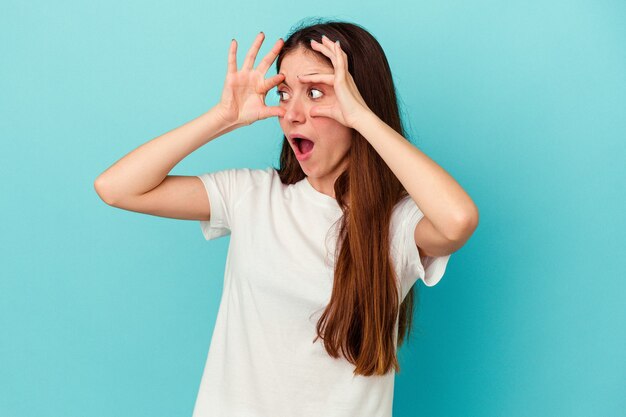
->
(1, 1, 624, 416)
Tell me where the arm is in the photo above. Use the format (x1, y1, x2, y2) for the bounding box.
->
(298, 36, 477, 256)
(94, 105, 240, 205)
(353, 111, 479, 256)
(94, 33, 286, 211)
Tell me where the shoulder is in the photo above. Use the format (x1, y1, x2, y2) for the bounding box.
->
(223, 166, 276, 184)
(388, 195, 423, 245)
(391, 195, 424, 225)
(235, 166, 280, 197)
(198, 167, 276, 205)
(228, 166, 275, 177)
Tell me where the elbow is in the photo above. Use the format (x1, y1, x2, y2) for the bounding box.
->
(94, 175, 117, 206)
(445, 205, 479, 243)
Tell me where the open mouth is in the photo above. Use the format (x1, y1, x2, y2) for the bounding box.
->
(294, 137, 315, 155)
(288, 134, 316, 161)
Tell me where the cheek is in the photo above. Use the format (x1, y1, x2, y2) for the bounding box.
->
(310, 117, 340, 132)
(278, 120, 289, 135)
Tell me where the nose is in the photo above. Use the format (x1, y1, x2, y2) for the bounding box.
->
(283, 96, 308, 124)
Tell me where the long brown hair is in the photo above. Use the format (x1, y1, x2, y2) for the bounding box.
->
(274, 18, 418, 376)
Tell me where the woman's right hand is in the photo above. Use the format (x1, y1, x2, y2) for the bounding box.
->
(215, 32, 286, 127)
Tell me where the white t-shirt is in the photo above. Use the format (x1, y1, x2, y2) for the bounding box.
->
(192, 167, 451, 417)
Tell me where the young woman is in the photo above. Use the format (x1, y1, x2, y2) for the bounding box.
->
(95, 19, 478, 417)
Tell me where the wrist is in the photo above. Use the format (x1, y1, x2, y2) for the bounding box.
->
(210, 104, 242, 132)
(351, 108, 379, 132)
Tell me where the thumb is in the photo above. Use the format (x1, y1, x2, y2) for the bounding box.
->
(259, 106, 285, 120)
(310, 105, 332, 118)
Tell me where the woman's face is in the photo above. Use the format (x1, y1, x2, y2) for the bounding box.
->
(277, 47, 352, 188)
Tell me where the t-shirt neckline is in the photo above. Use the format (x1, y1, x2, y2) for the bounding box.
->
(301, 176, 341, 209)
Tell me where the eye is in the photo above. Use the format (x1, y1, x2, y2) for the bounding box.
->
(276, 90, 287, 101)
(309, 88, 323, 99)
(276, 88, 324, 102)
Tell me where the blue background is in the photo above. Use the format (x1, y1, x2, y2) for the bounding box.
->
(1, 1, 624, 416)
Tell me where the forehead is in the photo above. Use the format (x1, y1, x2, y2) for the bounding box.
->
(279, 48, 333, 75)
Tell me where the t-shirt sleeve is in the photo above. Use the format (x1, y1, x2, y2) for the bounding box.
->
(195, 168, 258, 241)
(394, 195, 452, 291)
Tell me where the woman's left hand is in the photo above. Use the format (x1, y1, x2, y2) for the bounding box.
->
(297, 35, 373, 129)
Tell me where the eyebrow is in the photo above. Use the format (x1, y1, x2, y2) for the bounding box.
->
(279, 72, 321, 87)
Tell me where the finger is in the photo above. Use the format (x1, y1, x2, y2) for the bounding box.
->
(242, 32, 265, 71)
(262, 72, 286, 92)
(297, 73, 334, 86)
(260, 105, 286, 120)
(313, 37, 340, 70)
(257, 38, 285, 75)
(310, 38, 336, 62)
(228, 39, 238, 74)
(320, 35, 338, 50)
(332, 40, 346, 77)
(320, 36, 341, 59)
